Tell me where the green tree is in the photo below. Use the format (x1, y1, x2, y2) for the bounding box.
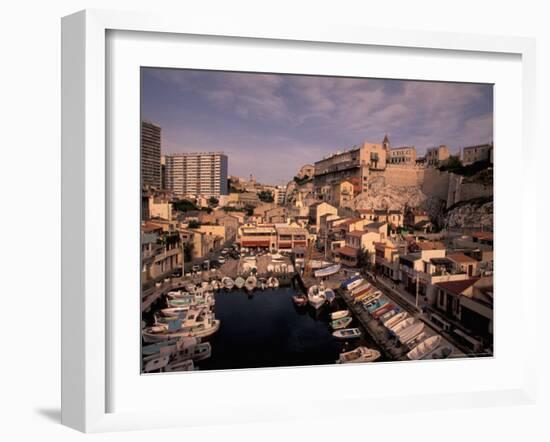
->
(257, 190, 274, 203)
(173, 199, 199, 212)
(208, 196, 219, 207)
(188, 220, 201, 229)
(357, 248, 372, 270)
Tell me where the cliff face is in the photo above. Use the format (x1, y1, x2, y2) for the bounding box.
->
(438, 198, 493, 230)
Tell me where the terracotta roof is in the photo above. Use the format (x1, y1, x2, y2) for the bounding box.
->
(338, 246, 359, 257)
(472, 231, 493, 241)
(142, 222, 163, 233)
(357, 208, 375, 214)
(447, 253, 477, 264)
(414, 241, 446, 251)
(435, 278, 480, 296)
(347, 230, 369, 238)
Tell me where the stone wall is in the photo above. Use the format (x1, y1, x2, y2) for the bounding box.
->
(379, 164, 425, 187)
(421, 168, 450, 200)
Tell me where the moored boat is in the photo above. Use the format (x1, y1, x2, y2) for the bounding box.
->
(379, 307, 400, 323)
(390, 317, 415, 334)
(292, 294, 308, 306)
(407, 335, 442, 360)
(428, 345, 453, 359)
(383, 312, 408, 329)
(142, 312, 221, 343)
(372, 302, 396, 319)
(164, 359, 195, 372)
(330, 309, 350, 320)
(331, 316, 353, 330)
(324, 288, 336, 304)
(337, 346, 381, 363)
(397, 322, 425, 344)
(267, 276, 279, 288)
(307, 285, 326, 310)
(245, 275, 257, 292)
(222, 276, 234, 290)
(234, 276, 245, 289)
(332, 328, 362, 339)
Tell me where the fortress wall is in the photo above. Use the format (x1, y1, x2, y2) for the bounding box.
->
(421, 168, 450, 200)
(381, 164, 425, 187)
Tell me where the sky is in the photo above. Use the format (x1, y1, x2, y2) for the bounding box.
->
(141, 68, 493, 185)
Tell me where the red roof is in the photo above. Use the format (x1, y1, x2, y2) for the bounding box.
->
(447, 253, 477, 264)
(435, 278, 479, 296)
(338, 246, 359, 257)
(347, 230, 368, 238)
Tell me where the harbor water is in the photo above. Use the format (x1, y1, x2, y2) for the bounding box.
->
(195, 286, 386, 371)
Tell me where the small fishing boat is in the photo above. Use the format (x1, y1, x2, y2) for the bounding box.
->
(358, 292, 382, 305)
(245, 275, 257, 292)
(379, 307, 400, 323)
(258, 278, 267, 290)
(142, 354, 171, 373)
(405, 331, 428, 348)
(292, 294, 308, 306)
(390, 317, 415, 334)
(337, 346, 381, 364)
(345, 278, 364, 292)
(397, 322, 425, 344)
(372, 303, 396, 319)
(383, 312, 408, 329)
(341, 275, 362, 290)
(332, 328, 361, 339)
(211, 280, 221, 291)
(331, 316, 353, 330)
(365, 298, 388, 313)
(314, 264, 341, 278)
(428, 345, 453, 359)
(142, 338, 183, 357)
(407, 335, 442, 360)
(142, 313, 221, 343)
(330, 310, 350, 320)
(324, 288, 336, 304)
(267, 276, 279, 288)
(222, 276, 234, 290)
(234, 276, 245, 289)
(161, 306, 191, 317)
(308, 285, 326, 310)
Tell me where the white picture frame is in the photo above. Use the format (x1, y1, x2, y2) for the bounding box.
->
(61, 9, 537, 433)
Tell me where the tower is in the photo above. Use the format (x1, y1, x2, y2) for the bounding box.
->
(382, 134, 390, 151)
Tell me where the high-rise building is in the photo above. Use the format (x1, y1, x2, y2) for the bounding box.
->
(165, 152, 228, 198)
(141, 121, 161, 189)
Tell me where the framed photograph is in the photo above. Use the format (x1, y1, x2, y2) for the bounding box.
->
(61, 9, 537, 432)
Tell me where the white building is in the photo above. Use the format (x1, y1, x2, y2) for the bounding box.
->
(165, 152, 228, 198)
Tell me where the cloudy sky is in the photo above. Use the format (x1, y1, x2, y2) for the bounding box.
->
(141, 68, 493, 185)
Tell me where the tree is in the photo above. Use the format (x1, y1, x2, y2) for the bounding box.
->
(173, 199, 199, 212)
(188, 220, 200, 229)
(257, 190, 274, 203)
(357, 248, 373, 271)
(208, 196, 219, 207)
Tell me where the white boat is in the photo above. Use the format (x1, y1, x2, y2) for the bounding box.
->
(211, 280, 221, 291)
(166, 290, 191, 300)
(383, 312, 409, 329)
(379, 308, 399, 323)
(405, 331, 429, 348)
(161, 306, 190, 317)
(314, 264, 341, 278)
(337, 346, 381, 363)
(142, 311, 221, 343)
(346, 278, 365, 292)
(428, 345, 454, 359)
(330, 309, 350, 320)
(397, 322, 425, 344)
(331, 316, 353, 330)
(222, 276, 234, 290)
(332, 328, 361, 339)
(390, 317, 415, 334)
(245, 275, 257, 292)
(258, 278, 267, 290)
(142, 354, 170, 373)
(267, 276, 279, 288)
(407, 335, 442, 360)
(234, 276, 245, 289)
(307, 285, 326, 310)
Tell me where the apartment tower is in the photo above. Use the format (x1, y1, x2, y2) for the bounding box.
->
(165, 152, 229, 198)
(141, 120, 162, 189)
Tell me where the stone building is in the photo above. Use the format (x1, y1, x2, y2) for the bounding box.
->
(461, 143, 493, 165)
(387, 146, 417, 165)
(425, 145, 450, 167)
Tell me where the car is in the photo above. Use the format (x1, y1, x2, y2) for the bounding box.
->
(191, 265, 200, 272)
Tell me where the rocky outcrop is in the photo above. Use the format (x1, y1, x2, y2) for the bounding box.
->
(438, 197, 493, 230)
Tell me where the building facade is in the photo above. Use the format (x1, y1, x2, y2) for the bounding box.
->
(461, 143, 493, 165)
(165, 152, 228, 198)
(141, 120, 162, 189)
(387, 146, 417, 165)
(425, 145, 450, 167)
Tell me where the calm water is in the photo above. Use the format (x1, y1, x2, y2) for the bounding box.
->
(197, 286, 383, 371)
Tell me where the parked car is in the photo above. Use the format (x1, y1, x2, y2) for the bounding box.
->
(191, 265, 200, 272)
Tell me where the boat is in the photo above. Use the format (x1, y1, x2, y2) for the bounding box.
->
(351, 283, 372, 295)
(390, 317, 416, 334)
(161, 306, 191, 317)
(211, 280, 221, 291)
(379, 307, 400, 323)
(332, 328, 361, 339)
(383, 312, 408, 329)
(337, 346, 381, 363)
(244, 275, 257, 292)
(314, 264, 341, 278)
(372, 303, 396, 319)
(234, 276, 245, 289)
(142, 312, 221, 343)
(428, 345, 453, 359)
(166, 290, 190, 300)
(267, 276, 279, 288)
(397, 322, 425, 344)
(258, 278, 267, 290)
(331, 316, 353, 330)
(164, 359, 195, 372)
(142, 354, 171, 373)
(292, 294, 308, 306)
(330, 310, 350, 320)
(222, 276, 234, 290)
(407, 335, 442, 360)
(142, 338, 185, 356)
(346, 278, 365, 292)
(341, 275, 362, 290)
(405, 331, 429, 348)
(307, 285, 326, 310)
(366, 298, 388, 313)
(358, 292, 382, 305)
(324, 288, 336, 304)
